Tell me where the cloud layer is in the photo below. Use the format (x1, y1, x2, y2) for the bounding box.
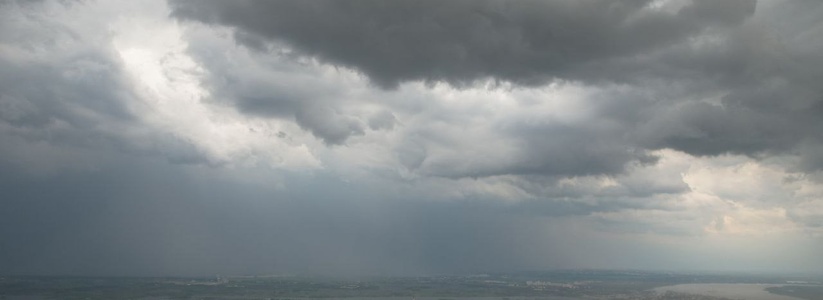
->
(1, 0, 823, 276)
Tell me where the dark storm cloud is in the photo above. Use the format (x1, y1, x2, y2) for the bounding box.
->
(4, 0, 823, 278)
(170, 0, 755, 88)
(169, 0, 823, 173)
(630, 2, 823, 162)
(635, 101, 802, 156)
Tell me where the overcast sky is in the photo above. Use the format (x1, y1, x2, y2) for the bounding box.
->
(2, 0, 823, 277)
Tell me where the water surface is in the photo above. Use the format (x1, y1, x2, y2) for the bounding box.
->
(654, 283, 802, 300)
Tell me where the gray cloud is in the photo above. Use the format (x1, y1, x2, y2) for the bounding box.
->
(170, 0, 755, 88)
(295, 105, 365, 145)
(169, 0, 823, 173)
(635, 101, 801, 156)
(181, 25, 373, 145)
(0, 0, 223, 168)
(0, 3, 135, 135)
(3, 0, 823, 278)
(410, 121, 655, 179)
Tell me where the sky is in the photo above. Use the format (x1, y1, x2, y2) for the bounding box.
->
(1, 0, 823, 277)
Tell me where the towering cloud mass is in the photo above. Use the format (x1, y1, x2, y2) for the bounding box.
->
(1, 0, 823, 276)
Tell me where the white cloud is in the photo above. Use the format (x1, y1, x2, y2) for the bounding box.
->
(107, 0, 321, 169)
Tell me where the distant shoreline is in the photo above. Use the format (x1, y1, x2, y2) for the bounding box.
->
(653, 283, 810, 300)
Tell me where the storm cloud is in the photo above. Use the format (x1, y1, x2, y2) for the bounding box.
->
(169, 0, 755, 87)
(2, 0, 823, 277)
(169, 0, 823, 168)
